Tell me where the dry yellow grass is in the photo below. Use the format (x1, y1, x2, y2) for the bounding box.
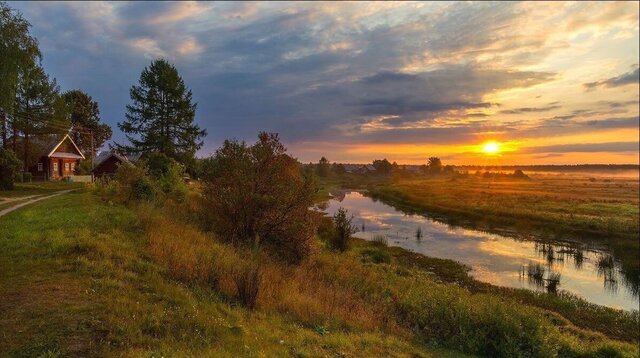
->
(139, 204, 398, 334)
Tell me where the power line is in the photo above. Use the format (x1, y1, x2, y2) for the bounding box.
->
(0, 105, 103, 134)
(4, 113, 96, 135)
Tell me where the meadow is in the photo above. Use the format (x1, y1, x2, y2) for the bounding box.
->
(365, 173, 639, 241)
(1, 184, 638, 357)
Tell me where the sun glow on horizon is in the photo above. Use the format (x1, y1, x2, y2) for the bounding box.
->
(482, 141, 501, 155)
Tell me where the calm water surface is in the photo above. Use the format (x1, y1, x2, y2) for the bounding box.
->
(322, 191, 639, 311)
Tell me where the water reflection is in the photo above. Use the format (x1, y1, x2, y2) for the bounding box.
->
(322, 191, 639, 311)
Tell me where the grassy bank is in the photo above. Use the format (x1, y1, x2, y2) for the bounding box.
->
(1, 190, 637, 356)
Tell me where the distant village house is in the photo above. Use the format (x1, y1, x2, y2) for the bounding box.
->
(344, 164, 376, 175)
(92, 151, 140, 178)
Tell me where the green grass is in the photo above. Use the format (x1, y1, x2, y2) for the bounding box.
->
(0, 191, 467, 357)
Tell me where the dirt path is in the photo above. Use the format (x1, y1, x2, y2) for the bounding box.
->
(0, 190, 77, 218)
(0, 194, 42, 204)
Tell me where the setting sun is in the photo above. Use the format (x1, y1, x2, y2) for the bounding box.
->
(482, 141, 500, 155)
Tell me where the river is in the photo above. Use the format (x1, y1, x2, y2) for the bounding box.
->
(322, 191, 639, 311)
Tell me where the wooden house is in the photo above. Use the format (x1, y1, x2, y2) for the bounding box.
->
(92, 151, 140, 178)
(28, 134, 85, 180)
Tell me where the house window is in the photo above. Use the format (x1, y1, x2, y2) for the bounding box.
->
(53, 162, 58, 172)
(37, 162, 43, 172)
(65, 162, 69, 172)
(71, 162, 75, 172)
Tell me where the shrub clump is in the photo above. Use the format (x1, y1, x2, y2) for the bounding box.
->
(131, 176, 155, 201)
(143, 152, 187, 199)
(200, 132, 318, 264)
(95, 153, 188, 204)
(0, 148, 22, 190)
(111, 162, 157, 203)
(329, 207, 357, 252)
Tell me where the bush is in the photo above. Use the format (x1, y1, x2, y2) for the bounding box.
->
(131, 176, 155, 201)
(144, 152, 187, 199)
(330, 207, 357, 252)
(201, 132, 318, 263)
(110, 162, 157, 203)
(0, 148, 22, 190)
(93, 176, 120, 199)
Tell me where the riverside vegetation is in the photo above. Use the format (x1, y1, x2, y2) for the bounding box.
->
(317, 165, 639, 298)
(1, 138, 639, 357)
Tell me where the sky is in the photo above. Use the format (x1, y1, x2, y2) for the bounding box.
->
(11, 1, 640, 165)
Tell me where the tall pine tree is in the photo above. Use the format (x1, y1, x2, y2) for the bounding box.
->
(117, 59, 206, 166)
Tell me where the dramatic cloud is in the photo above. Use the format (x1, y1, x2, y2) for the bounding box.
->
(500, 103, 562, 114)
(10, 1, 640, 164)
(583, 67, 640, 91)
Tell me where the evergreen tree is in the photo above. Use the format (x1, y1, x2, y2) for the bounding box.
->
(63, 89, 112, 156)
(116, 59, 206, 165)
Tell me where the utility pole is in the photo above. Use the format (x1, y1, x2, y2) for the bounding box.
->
(90, 129, 94, 170)
(0, 106, 6, 149)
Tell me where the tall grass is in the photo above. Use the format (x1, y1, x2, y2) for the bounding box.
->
(546, 272, 562, 294)
(527, 262, 546, 286)
(137, 204, 393, 332)
(233, 259, 262, 309)
(371, 234, 388, 246)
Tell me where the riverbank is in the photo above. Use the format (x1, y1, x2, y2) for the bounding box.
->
(322, 190, 638, 341)
(318, 174, 640, 337)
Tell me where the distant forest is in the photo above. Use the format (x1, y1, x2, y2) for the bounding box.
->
(337, 163, 639, 172)
(453, 164, 639, 172)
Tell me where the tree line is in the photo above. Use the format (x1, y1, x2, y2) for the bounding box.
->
(0, 3, 111, 174)
(1, 2, 206, 185)
(311, 156, 449, 178)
